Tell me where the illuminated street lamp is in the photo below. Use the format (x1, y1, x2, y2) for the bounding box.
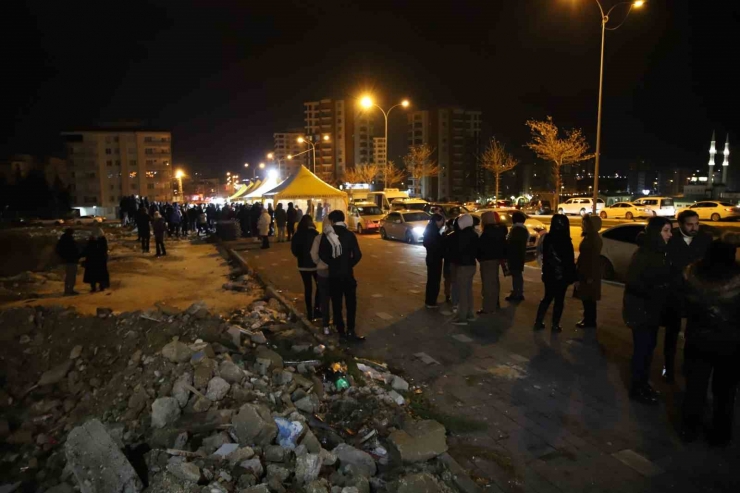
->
(359, 95, 410, 187)
(175, 169, 185, 200)
(589, 0, 645, 213)
(267, 152, 283, 178)
(297, 135, 330, 174)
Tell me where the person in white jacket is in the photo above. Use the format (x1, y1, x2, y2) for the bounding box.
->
(257, 206, 271, 249)
(311, 217, 332, 334)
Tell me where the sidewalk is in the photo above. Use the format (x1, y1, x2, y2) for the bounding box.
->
(227, 236, 740, 493)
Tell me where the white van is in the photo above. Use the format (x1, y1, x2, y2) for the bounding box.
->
(390, 198, 428, 211)
(366, 189, 410, 211)
(632, 197, 676, 217)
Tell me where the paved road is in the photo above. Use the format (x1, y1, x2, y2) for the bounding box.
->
(228, 234, 740, 493)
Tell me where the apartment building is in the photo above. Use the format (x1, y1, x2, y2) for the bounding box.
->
(61, 129, 173, 209)
(407, 108, 482, 200)
(373, 137, 387, 167)
(273, 130, 307, 178)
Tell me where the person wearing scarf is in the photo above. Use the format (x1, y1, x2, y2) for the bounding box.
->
(319, 210, 364, 341)
(311, 217, 334, 334)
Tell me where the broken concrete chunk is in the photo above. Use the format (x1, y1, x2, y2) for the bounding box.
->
(255, 347, 284, 370)
(388, 390, 406, 406)
(69, 345, 83, 360)
(166, 460, 201, 482)
(395, 472, 442, 493)
(38, 360, 73, 386)
(388, 420, 447, 463)
(232, 403, 278, 446)
(219, 360, 244, 384)
(391, 375, 409, 392)
(64, 419, 143, 493)
(171, 372, 192, 408)
(213, 443, 240, 458)
(332, 444, 376, 477)
(295, 453, 322, 484)
(205, 377, 231, 401)
(266, 464, 291, 482)
(294, 394, 320, 413)
(226, 446, 254, 465)
(151, 397, 181, 429)
(161, 340, 192, 363)
(194, 365, 213, 389)
(239, 458, 265, 478)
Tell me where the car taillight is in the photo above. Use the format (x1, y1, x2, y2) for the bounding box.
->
(725, 208, 735, 212)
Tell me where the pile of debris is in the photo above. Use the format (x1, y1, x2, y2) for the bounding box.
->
(0, 297, 466, 492)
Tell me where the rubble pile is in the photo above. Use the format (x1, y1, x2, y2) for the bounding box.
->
(0, 296, 462, 492)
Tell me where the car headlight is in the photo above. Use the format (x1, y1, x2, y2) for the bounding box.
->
(413, 226, 425, 236)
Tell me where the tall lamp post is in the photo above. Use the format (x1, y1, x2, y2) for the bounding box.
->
(359, 96, 410, 188)
(175, 169, 185, 201)
(591, 0, 645, 213)
(297, 135, 330, 174)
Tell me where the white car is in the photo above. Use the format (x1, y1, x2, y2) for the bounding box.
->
(599, 202, 646, 220)
(677, 201, 740, 222)
(557, 198, 604, 216)
(390, 198, 428, 211)
(632, 197, 676, 218)
(599, 222, 725, 281)
(379, 210, 431, 243)
(471, 208, 547, 252)
(347, 202, 385, 234)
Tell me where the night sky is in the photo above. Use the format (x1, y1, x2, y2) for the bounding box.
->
(2, 0, 737, 176)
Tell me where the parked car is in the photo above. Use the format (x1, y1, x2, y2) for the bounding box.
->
(346, 202, 385, 234)
(676, 201, 740, 222)
(423, 203, 470, 219)
(463, 202, 481, 212)
(557, 197, 605, 216)
(632, 197, 676, 218)
(379, 210, 431, 243)
(69, 215, 106, 225)
(390, 198, 428, 211)
(599, 222, 724, 281)
(484, 199, 515, 209)
(521, 200, 552, 216)
(470, 208, 546, 252)
(599, 202, 646, 220)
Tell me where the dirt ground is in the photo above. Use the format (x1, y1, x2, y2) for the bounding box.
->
(0, 228, 253, 316)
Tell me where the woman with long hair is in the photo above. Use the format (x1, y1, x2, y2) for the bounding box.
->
(534, 214, 576, 332)
(292, 215, 322, 321)
(575, 215, 603, 328)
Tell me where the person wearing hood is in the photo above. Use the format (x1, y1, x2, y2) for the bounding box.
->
(170, 203, 182, 238)
(274, 203, 287, 243)
(152, 211, 167, 256)
(534, 214, 576, 332)
(135, 205, 151, 253)
(662, 209, 712, 383)
(82, 228, 109, 292)
(623, 216, 673, 405)
(681, 233, 740, 445)
(477, 211, 507, 314)
(319, 210, 364, 341)
(506, 211, 529, 302)
(575, 215, 603, 328)
(452, 214, 479, 325)
(292, 215, 322, 321)
(423, 213, 446, 308)
(56, 228, 80, 295)
(258, 205, 272, 249)
(311, 217, 333, 334)
(286, 203, 297, 241)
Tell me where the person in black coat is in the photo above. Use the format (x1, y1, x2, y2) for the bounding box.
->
(286, 203, 297, 241)
(623, 216, 673, 404)
(452, 214, 479, 325)
(56, 228, 79, 295)
(506, 211, 529, 302)
(291, 215, 321, 320)
(534, 214, 576, 332)
(477, 211, 507, 314)
(423, 213, 446, 308)
(681, 233, 740, 445)
(662, 209, 712, 383)
(83, 228, 110, 292)
(319, 210, 363, 341)
(442, 217, 460, 306)
(135, 205, 151, 253)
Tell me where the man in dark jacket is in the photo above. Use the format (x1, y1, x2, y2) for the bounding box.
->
(662, 209, 712, 383)
(452, 214, 478, 325)
(477, 211, 507, 314)
(505, 211, 529, 302)
(319, 210, 364, 341)
(423, 213, 446, 308)
(56, 228, 79, 295)
(135, 205, 151, 253)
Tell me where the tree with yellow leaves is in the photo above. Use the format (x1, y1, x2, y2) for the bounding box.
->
(403, 144, 440, 198)
(344, 163, 380, 185)
(479, 137, 519, 200)
(525, 116, 592, 208)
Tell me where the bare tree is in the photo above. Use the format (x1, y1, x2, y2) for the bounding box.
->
(344, 163, 380, 185)
(381, 160, 406, 188)
(525, 116, 592, 208)
(479, 137, 519, 200)
(403, 144, 440, 198)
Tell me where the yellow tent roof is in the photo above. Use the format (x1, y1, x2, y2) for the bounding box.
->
(227, 180, 260, 201)
(245, 175, 281, 199)
(266, 165, 347, 201)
